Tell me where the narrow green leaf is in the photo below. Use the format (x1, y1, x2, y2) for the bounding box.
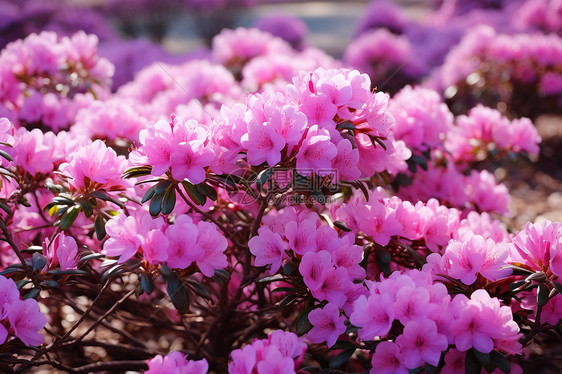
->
(256, 168, 275, 189)
(329, 349, 355, 368)
(283, 262, 297, 276)
(182, 181, 206, 205)
(167, 272, 190, 314)
(41, 280, 59, 288)
(47, 269, 89, 276)
(553, 282, 562, 295)
(0, 149, 12, 162)
(141, 185, 157, 204)
(336, 121, 357, 131)
(279, 293, 298, 308)
(23, 289, 40, 300)
(17, 280, 32, 290)
(140, 273, 155, 295)
(196, 183, 218, 201)
(94, 215, 107, 241)
(122, 165, 152, 179)
(333, 220, 352, 232)
(149, 191, 165, 217)
(465, 349, 483, 374)
(161, 185, 176, 215)
(0, 201, 11, 216)
(101, 264, 125, 282)
(185, 279, 212, 300)
(537, 283, 550, 306)
(424, 363, 438, 374)
(295, 308, 313, 335)
(32, 253, 47, 271)
(78, 253, 105, 264)
(490, 351, 511, 373)
(60, 205, 80, 230)
(78, 199, 94, 218)
(155, 180, 172, 194)
(473, 350, 495, 373)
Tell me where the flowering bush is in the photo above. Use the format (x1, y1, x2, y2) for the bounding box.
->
(0, 3, 561, 373)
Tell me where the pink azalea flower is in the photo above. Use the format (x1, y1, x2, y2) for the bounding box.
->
(370, 341, 409, 374)
(299, 250, 332, 291)
(0, 275, 20, 320)
(146, 351, 208, 374)
(295, 125, 337, 176)
(256, 349, 295, 374)
(396, 318, 448, 368)
(165, 215, 203, 269)
(170, 140, 215, 184)
(43, 232, 79, 271)
(312, 267, 352, 308)
(331, 138, 361, 181)
(393, 286, 431, 325)
(8, 299, 47, 346)
(249, 227, 288, 274)
(350, 293, 394, 340)
(307, 303, 347, 347)
(285, 218, 317, 255)
(195, 221, 228, 277)
(240, 119, 286, 167)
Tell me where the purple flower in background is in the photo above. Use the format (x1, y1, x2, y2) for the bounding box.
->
(253, 14, 308, 50)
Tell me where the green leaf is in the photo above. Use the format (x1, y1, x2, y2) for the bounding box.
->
(333, 220, 352, 232)
(369, 134, 387, 151)
(47, 269, 89, 276)
(161, 185, 176, 215)
(78, 253, 105, 264)
(553, 281, 562, 295)
(329, 348, 355, 368)
(60, 205, 80, 230)
(537, 283, 550, 306)
(279, 293, 298, 308)
(41, 280, 59, 288)
(101, 264, 125, 282)
(17, 279, 32, 290)
(336, 121, 357, 131)
(295, 308, 313, 335)
(0, 201, 11, 216)
(140, 273, 155, 295)
(196, 183, 218, 201)
(0, 266, 26, 276)
(78, 199, 94, 218)
(256, 168, 275, 189)
(182, 181, 206, 205)
(141, 185, 157, 204)
(155, 180, 172, 194)
(465, 349, 483, 374)
(424, 363, 438, 374)
(149, 191, 165, 217)
(22, 246, 43, 253)
(509, 280, 528, 291)
(0, 149, 12, 162)
(283, 261, 297, 276)
(23, 289, 40, 300)
(185, 279, 211, 300)
(32, 253, 47, 271)
(407, 158, 417, 173)
(332, 340, 357, 350)
(94, 215, 107, 241)
(51, 196, 75, 206)
(412, 155, 428, 171)
(490, 351, 511, 373)
(122, 165, 152, 179)
(473, 350, 495, 373)
(167, 272, 190, 314)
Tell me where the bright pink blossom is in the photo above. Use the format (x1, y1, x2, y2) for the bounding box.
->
(307, 303, 346, 347)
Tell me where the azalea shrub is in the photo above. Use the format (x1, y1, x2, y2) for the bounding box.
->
(0, 3, 561, 374)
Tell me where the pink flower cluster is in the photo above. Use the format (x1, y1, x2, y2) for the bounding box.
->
(228, 330, 307, 374)
(131, 116, 215, 184)
(210, 67, 409, 180)
(59, 139, 131, 193)
(343, 29, 426, 93)
(251, 207, 365, 308)
(350, 270, 521, 372)
(388, 85, 453, 151)
(446, 104, 541, 163)
(0, 31, 113, 131)
(331, 188, 459, 251)
(437, 25, 562, 96)
(102, 211, 227, 277)
(0, 275, 47, 346)
(145, 351, 208, 374)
